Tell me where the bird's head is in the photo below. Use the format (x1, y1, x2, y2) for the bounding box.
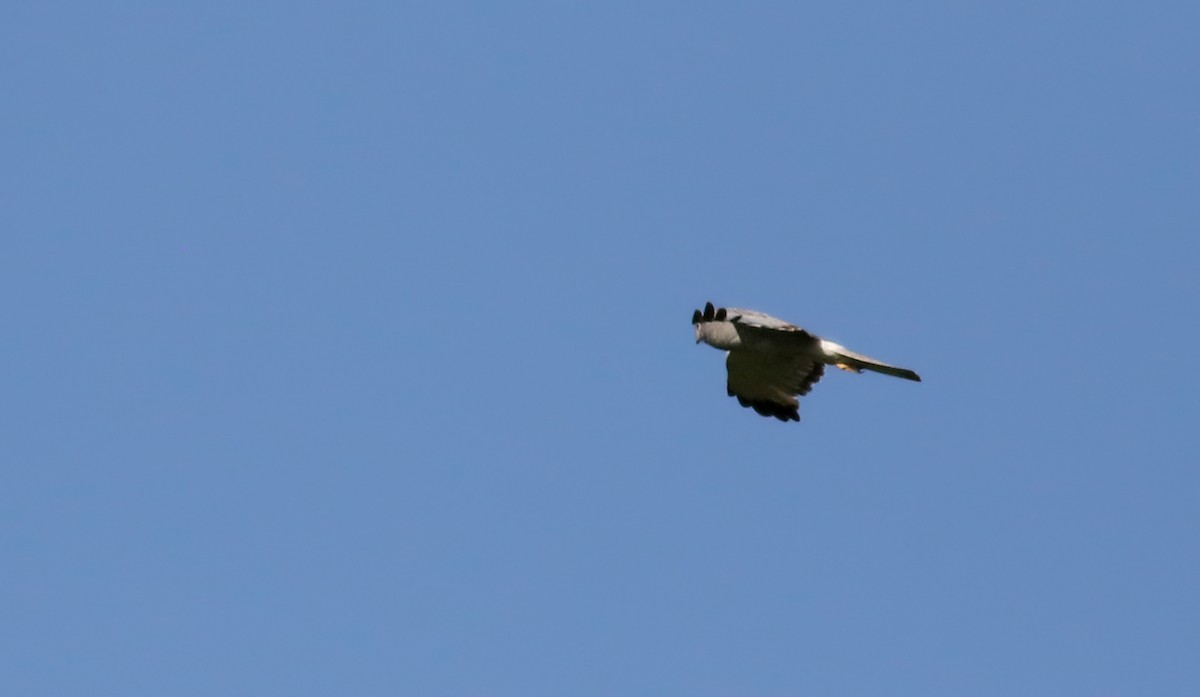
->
(692, 302, 740, 350)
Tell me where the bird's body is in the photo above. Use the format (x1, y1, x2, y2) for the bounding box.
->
(692, 301, 920, 422)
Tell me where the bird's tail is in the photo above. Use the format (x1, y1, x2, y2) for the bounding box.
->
(821, 341, 922, 382)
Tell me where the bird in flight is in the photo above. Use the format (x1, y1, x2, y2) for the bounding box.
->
(692, 301, 920, 422)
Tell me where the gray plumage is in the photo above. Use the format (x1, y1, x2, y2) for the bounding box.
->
(692, 301, 920, 422)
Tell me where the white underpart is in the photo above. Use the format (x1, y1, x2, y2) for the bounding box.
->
(819, 339, 845, 358)
(696, 321, 742, 350)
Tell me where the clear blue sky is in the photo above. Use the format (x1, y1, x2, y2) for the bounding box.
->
(3, 2, 1197, 695)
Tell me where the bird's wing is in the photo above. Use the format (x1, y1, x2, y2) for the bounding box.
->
(724, 308, 819, 351)
(725, 349, 825, 422)
(724, 308, 805, 332)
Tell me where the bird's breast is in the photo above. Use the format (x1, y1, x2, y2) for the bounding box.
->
(697, 321, 742, 350)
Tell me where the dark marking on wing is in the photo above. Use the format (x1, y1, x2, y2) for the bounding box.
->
(735, 396, 800, 422)
(694, 301, 733, 325)
(796, 362, 825, 396)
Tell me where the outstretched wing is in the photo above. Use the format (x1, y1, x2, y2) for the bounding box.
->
(726, 307, 820, 353)
(722, 307, 801, 332)
(726, 350, 825, 422)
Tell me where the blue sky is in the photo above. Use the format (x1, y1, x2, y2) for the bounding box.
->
(3, 2, 1197, 695)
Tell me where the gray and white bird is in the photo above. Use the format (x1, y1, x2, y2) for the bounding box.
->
(692, 301, 920, 422)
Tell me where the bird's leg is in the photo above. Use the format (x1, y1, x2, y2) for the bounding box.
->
(835, 363, 863, 373)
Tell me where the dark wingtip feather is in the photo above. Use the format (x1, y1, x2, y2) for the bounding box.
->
(797, 362, 825, 396)
(692, 309, 702, 324)
(736, 396, 800, 422)
(714, 307, 727, 321)
(703, 302, 715, 321)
